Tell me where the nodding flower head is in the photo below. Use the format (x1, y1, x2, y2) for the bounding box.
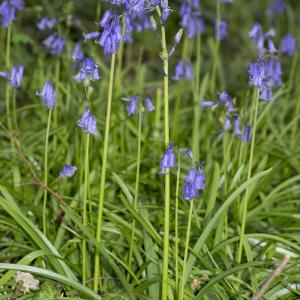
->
(144, 97, 155, 112)
(37, 17, 58, 30)
(264, 57, 282, 88)
(173, 59, 193, 81)
(234, 117, 242, 136)
(218, 91, 234, 111)
(8, 64, 24, 88)
(36, 81, 56, 109)
(84, 10, 122, 55)
(267, 0, 285, 15)
(0, 0, 25, 28)
(215, 19, 228, 40)
(160, 143, 176, 175)
(99, 10, 123, 55)
(74, 57, 100, 83)
(60, 165, 77, 178)
(249, 23, 278, 56)
(77, 107, 97, 135)
(123, 95, 139, 116)
(280, 33, 296, 57)
(123, 95, 155, 116)
(183, 164, 206, 200)
(71, 43, 84, 61)
(248, 60, 265, 88)
(201, 100, 216, 108)
(249, 23, 265, 54)
(186, 149, 194, 160)
(42, 32, 65, 56)
(180, 2, 205, 39)
(183, 184, 199, 201)
(241, 125, 251, 142)
(234, 117, 252, 142)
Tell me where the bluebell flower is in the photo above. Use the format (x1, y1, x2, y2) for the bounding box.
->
(280, 33, 296, 56)
(267, 38, 277, 54)
(160, 143, 176, 175)
(185, 167, 196, 184)
(194, 172, 206, 190)
(36, 81, 56, 109)
(234, 118, 252, 141)
(241, 125, 251, 142)
(99, 11, 122, 55)
(174, 29, 183, 45)
(223, 117, 231, 132)
(60, 165, 77, 178)
(249, 23, 264, 55)
(248, 60, 265, 88)
(201, 100, 216, 108)
(83, 31, 101, 42)
(123, 13, 152, 43)
(218, 91, 234, 111)
(37, 17, 57, 30)
(259, 84, 273, 101)
(267, 0, 285, 15)
(144, 97, 155, 112)
(173, 59, 193, 81)
(0, 65, 24, 87)
(264, 57, 282, 88)
(0, 0, 24, 28)
(249, 24, 277, 56)
(71, 43, 84, 61)
(124, 95, 139, 116)
(183, 165, 206, 200)
(186, 149, 193, 160)
(248, 58, 280, 101)
(183, 184, 199, 200)
(9, 64, 24, 87)
(234, 117, 242, 136)
(215, 19, 228, 40)
(42, 32, 65, 55)
(84, 10, 122, 55)
(77, 108, 97, 135)
(161, 0, 171, 23)
(0, 71, 9, 79)
(74, 57, 100, 83)
(180, 2, 205, 39)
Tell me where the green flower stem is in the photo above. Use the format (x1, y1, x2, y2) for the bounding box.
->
(127, 102, 143, 281)
(192, 34, 202, 159)
(53, 58, 60, 149)
(12, 88, 17, 129)
(6, 25, 21, 188)
(43, 108, 53, 236)
(174, 155, 181, 295)
(82, 133, 90, 286)
(6, 25, 12, 131)
(158, 9, 171, 299)
(179, 200, 194, 300)
(210, 2, 221, 95)
(237, 87, 259, 264)
(94, 52, 116, 293)
(172, 36, 189, 141)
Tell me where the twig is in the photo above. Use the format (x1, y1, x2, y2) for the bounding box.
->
(0, 121, 80, 219)
(251, 255, 290, 300)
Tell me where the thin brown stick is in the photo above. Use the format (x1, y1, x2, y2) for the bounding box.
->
(0, 121, 80, 219)
(251, 255, 290, 300)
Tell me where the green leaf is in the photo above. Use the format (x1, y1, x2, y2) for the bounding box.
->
(0, 264, 101, 300)
(184, 169, 272, 284)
